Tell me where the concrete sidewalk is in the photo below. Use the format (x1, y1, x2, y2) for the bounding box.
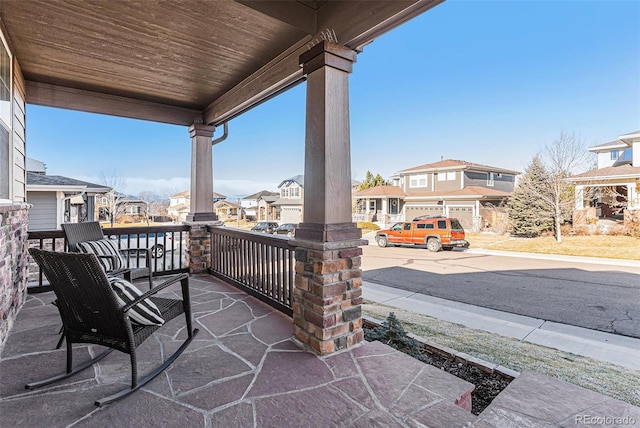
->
(363, 281, 640, 371)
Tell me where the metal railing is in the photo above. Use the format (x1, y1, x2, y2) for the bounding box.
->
(209, 226, 295, 316)
(27, 224, 190, 293)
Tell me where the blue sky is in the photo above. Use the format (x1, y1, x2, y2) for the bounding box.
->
(26, 0, 640, 199)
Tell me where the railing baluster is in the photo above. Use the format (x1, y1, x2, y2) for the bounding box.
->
(208, 226, 295, 316)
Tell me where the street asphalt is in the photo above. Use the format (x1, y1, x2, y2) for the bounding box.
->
(363, 232, 640, 370)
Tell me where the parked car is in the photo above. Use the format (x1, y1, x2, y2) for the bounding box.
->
(112, 232, 183, 258)
(274, 223, 297, 237)
(375, 217, 469, 252)
(251, 222, 279, 234)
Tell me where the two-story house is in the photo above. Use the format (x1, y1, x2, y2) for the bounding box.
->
(353, 159, 519, 230)
(568, 131, 640, 225)
(241, 190, 279, 221)
(272, 175, 304, 224)
(168, 190, 226, 222)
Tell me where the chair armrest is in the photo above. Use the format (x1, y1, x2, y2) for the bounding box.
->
(121, 273, 189, 313)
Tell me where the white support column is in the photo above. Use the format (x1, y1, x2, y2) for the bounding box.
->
(575, 185, 585, 210)
(628, 183, 637, 209)
(187, 123, 217, 222)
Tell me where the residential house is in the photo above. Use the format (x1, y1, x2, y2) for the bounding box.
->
(241, 190, 278, 220)
(168, 190, 226, 222)
(568, 131, 640, 225)
(26, 158, 111, 231)
(256, 193, 279, 221)
(214, 199, 241, 220)
(272, 175, 304, 224)
(354, 159, 519, 230)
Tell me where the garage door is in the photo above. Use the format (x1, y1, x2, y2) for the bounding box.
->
(448, 206, 474, 229)
(405, 205, 443, 221)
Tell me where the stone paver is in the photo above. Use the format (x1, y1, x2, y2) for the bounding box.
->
(1, 275, 475, 426)
(2, 274, 637, 427)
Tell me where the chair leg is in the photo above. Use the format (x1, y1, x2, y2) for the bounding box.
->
(55, 326, 65, 349)
(94, 328, 199, 407)
(26, 348, 113, 390)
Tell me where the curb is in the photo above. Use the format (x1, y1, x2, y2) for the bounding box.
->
(363, 315, 520, 381)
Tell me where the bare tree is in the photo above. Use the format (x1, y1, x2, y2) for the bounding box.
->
(98, 169, 127, 227)
(539, 132, 593, 242)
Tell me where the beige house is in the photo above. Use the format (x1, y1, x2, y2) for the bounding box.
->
(568, 131, 640, 225)
(354, 159, 519, 230)
(168, 190, 226, 222)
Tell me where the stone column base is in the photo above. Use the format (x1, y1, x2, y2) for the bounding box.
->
(291, 237, 367, 355)
(184, 221, 222, 274)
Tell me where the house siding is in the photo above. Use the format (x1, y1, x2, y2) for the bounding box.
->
(27, 192, 58, 231)
(433, 171, 460, 192)
(464, 171, 515, 192)
(12, 59, 26, 203)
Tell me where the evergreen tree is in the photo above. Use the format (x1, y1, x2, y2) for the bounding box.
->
(508, 156, 554, 236)
(357, 171, 391, 191)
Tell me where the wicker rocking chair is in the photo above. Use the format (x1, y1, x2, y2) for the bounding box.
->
(27, 248, 199, 406)
(62, 221, 153, 289)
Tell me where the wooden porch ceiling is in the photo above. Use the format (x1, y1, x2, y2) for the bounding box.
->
(0, 0, 444, 127)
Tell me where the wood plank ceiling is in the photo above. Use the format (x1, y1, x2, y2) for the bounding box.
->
(0, 0, 443, 126)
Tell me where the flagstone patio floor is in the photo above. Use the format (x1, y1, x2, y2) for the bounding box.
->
(1, 274, 638, 427)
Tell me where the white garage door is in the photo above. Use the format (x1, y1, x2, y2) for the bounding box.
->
(448, 206, 474, 229)
(405, 205, 444, 221)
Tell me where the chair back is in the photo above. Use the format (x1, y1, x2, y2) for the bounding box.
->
(29, 248, 131, 342)
(62, 221, 105, 252)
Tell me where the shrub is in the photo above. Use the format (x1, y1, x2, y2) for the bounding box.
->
(357, 222, 380, 233)
(364, 312, 428, 363)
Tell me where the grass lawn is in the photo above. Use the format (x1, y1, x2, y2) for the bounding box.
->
(467, 232, 640, 260)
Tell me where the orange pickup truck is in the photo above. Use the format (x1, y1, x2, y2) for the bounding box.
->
(375, 217, 469, 252)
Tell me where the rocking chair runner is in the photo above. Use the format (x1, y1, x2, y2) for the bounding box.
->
(27, 248, 199, 407)
(62, 221, 153, 289)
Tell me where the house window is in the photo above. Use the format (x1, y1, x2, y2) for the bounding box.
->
(437, 172, 455, 181)
(0, 37, 10, 200)
(487, 172, 495, 187)
(611, 150, 619, 160)
(291, 187, 299, 197)
(282, 188, 289, 198)
(409, 174, 427, 188)
(368, 200, 376, 212)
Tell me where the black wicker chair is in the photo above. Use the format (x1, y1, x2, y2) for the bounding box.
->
(27, 248, 199, 406)
(62, 221, 153, 289)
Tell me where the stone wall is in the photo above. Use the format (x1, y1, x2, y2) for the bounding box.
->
(0, 203, 30, 345)
(185, 223, 213, 273)
(292, 240, 364, 355)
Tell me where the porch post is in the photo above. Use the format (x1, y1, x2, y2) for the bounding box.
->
(186, 123, 217, 275)
(293, 41, 365, 355)
(187, 123, 217, 222)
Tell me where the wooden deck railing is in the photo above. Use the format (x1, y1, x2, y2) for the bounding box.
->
(209, 226, 295, 316)
(27, 224, 190, 293)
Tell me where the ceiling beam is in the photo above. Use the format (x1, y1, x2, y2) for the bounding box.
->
(204, 0, 444, 126)
(26, 81, 203, 126)
(234, 1, 316, 35)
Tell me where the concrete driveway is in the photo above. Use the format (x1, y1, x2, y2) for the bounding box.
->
(361, 244, 640, 338)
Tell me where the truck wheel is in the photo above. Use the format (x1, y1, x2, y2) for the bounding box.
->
(426, 238, 441, 252)
(151, 244, 164, 258)
(376, 236, 388, 247)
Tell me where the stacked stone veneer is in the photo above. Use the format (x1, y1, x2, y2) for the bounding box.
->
(185, 223, 213, 274)
(0, 203, 30, 345)
(293, 241, 364, 355)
